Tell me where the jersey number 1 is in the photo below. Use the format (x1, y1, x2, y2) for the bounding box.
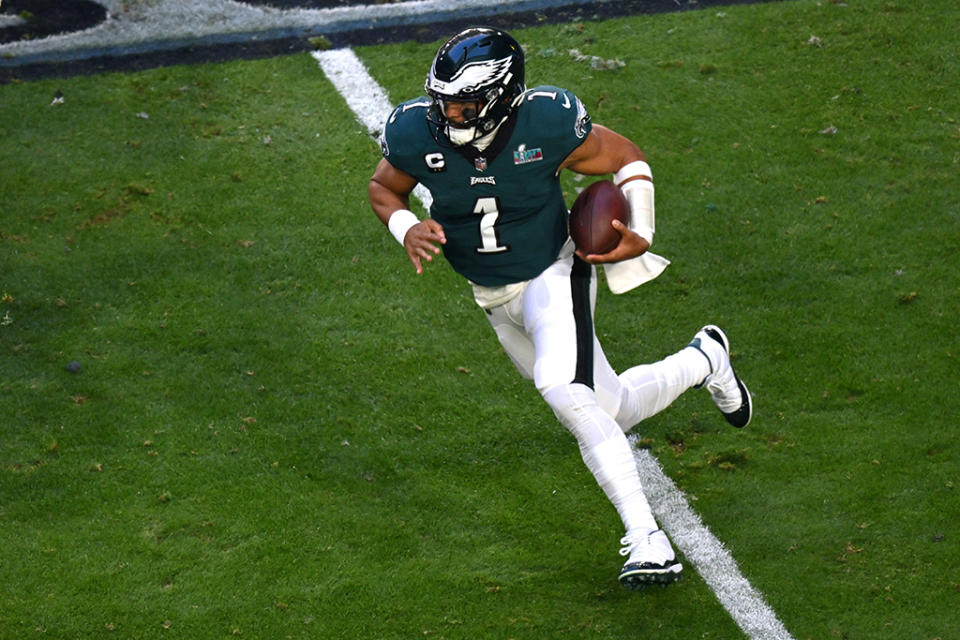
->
(474, 197, 509, 254)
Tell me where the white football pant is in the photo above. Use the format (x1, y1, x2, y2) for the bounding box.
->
(482, 249, 710, 535)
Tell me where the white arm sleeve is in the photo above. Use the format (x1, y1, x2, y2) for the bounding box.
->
(603, 160, 669, 294)
(613, 160, 655, 244)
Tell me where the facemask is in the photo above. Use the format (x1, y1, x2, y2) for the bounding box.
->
(446, 124, 478, 146)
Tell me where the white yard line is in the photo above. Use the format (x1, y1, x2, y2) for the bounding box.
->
(311, 48, 432, 213)
(313, 46, 796, 640)
(631, 438, 796, 640)
(310, 48, 393, 137)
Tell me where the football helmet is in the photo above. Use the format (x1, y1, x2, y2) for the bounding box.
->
(425, 27, 526, 146)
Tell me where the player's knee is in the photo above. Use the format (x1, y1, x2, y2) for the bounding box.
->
(541, 383, 597, 428)
(542, 382, 626, 449)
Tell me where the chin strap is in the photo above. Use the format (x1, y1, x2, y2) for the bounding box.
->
(446, 116, 506, 150)
(470, 121, 505, 151)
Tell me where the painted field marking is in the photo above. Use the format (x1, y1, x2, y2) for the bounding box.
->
(313, 46, 795, 640)
(631, 436, 795, 640)
(311, 48, 433, 212)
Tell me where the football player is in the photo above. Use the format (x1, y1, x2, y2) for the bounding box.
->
(368, 27, 752, 590)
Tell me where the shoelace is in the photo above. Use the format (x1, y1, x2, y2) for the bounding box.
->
(618, 533, 650, 557)
(706, 374, 728, 394)
(707, 370, 741, 412)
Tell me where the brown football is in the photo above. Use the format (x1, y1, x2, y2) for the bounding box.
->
(568, 179, 629, 255)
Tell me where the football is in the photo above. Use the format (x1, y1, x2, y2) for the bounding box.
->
(568, 179, 629, 255)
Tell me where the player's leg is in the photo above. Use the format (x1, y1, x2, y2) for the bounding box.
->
(483, 289, 535, 381)
(607, 346, 711, 430)
(524, 253, 682, 588)
(603, 325, 753, 432)
(480, 270, 655, 537)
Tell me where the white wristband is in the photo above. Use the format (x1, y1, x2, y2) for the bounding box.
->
(614, 160, 652, 185)
(387, 209, 419, 246)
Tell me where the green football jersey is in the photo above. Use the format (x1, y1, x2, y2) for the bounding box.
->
(380, 85, 592, 286)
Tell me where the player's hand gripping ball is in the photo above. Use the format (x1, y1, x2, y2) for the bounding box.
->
(568, 179, 629, 255)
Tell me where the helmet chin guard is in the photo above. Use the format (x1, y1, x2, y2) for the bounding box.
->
(425, 27, 526, 146)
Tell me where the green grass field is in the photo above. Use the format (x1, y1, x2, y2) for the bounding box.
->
(2, 1, 958, 638)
